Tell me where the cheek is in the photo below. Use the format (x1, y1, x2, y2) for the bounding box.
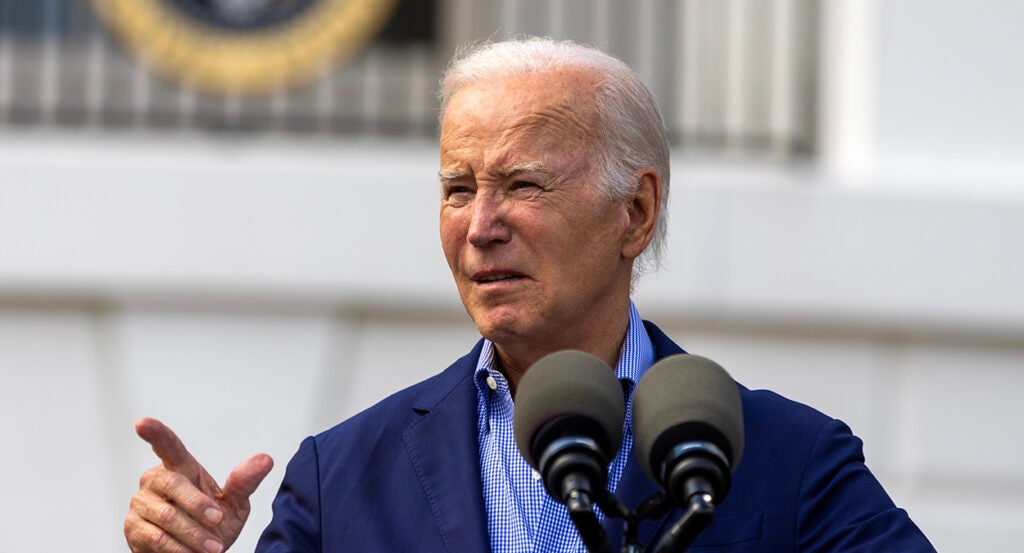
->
(565, 210, 627, 265)
(439, 213, 467, 262)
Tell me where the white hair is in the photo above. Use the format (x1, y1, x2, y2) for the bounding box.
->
(438, 36, 671, 281)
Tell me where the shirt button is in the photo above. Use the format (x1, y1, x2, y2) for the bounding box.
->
(486, 375, 498, 390)
(532, 470, 542, 481)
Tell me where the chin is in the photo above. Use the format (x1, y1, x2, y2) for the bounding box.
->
(470, 309, 532, 343)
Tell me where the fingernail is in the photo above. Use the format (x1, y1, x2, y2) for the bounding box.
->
(204, 539, 223, 553)
(204, 508, 223, 525)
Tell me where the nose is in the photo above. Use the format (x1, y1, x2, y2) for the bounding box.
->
(466, 192, 511, 247)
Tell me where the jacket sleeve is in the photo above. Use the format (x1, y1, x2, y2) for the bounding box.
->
(796, 419, 936, 553)
(254, 436, 322, 553)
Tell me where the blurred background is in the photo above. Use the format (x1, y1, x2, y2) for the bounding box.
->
(1, 0, 1022, 551)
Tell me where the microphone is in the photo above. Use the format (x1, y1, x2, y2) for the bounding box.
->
(632, 354, 744, 553)
(514, 350, 625, 553)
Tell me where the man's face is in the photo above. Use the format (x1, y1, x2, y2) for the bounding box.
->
(439, 69, 635, 357)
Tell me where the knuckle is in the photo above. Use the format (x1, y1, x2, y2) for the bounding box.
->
(153, 470, 185, 494)
(124, 518, 144, 551)
(151, 528, 171, 550)
(139, 467, 158, 488)
(151, 527, 187, 553)
(178, 489, 200, 511)
(127, 533, 153, 553)
(156, 503, 178, 525)
(129, 492, 146, 512)
(141, 465, 181, 491)
(182, 489, 214, 517)
(125, 533, 144, 553)
(125, 508, 190, 553)
(138, 525, 168, 552)
(185, 524, 210, 547)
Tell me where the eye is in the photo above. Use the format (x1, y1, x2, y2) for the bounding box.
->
(442, 185, 474, 205)
(511, 180, 540, 191)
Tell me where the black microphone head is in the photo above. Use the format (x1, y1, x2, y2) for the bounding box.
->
(633, 354, 744, 485)
(513, 350, 625, 471)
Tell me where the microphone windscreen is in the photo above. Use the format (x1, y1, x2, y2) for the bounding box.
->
(633, 354, 744, 483)
(513, 350, 625, 469)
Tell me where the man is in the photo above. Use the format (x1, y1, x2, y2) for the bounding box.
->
(124, 37, 935, 553)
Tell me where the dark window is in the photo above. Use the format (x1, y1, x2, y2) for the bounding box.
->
(376, 0, 436, 45)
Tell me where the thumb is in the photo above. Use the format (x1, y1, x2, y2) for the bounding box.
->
(220, 453, 274, 504)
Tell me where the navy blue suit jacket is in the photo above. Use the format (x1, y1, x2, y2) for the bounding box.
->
(255, 322, 934, 552)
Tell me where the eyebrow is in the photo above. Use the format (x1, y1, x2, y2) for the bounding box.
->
(439, 162, 552, 184)
(500, 161, 550, 180)
(438, 169, 466, 184)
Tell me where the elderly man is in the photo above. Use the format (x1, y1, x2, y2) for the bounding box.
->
(124, 37, 935, 553)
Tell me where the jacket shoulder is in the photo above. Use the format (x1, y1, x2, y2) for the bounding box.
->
(312, 340, 483, 452)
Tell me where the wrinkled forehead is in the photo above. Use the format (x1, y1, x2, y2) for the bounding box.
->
(441, 68, 602, 142)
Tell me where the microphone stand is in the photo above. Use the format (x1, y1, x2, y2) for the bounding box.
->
(566, 487, 614, 553)
(576, 484, 715, 553)
(646, 489, 715, 553)
(613, 492, 667, 553)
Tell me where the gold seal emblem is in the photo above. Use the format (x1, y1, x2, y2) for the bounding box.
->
(91, 0, 399, 95)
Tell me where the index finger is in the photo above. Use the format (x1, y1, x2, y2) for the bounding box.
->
(135, 417, 199, 473)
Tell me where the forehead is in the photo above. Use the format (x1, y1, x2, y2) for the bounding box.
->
(440, 69, 600, 154)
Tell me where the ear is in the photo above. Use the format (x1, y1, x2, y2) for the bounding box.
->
(622, 168, 661, 260)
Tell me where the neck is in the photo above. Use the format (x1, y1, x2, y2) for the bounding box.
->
(494, 302, 631, 396)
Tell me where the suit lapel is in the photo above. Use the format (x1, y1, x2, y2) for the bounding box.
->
(643, 320, 687, 360)
(398, 323, 688, 552)
(402, 342, 491, 553)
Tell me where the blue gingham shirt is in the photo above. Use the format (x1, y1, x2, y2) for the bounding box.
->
(473, 302, 655, 553)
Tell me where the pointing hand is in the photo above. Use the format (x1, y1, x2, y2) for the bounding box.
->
(124, 418, 273, 553)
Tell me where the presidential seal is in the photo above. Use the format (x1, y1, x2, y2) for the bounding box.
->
(91, 0, 399, 95)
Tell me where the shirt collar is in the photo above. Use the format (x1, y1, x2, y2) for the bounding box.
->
(473, 300, 654, 395)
